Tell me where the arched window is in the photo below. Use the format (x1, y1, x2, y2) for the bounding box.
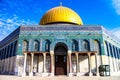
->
(0, 50, 1, 60)
(7, 45, 10, 58)
(13, 41, 17, 56)
(10, 44, 13, 57)
(83, 40, 90, 51)
(105, 41, 109, 56)
(109, 44, 113, 57)
(116, 47, 119, 59)
(113, 46, 117, 58)
(72, 39, 78, 51)
(23, 40, 29, 51)
(34, 40, 39, 51)
(118, 48, 120, 57)
(94, 40, 100, 53)
(45, 39, 51, 52)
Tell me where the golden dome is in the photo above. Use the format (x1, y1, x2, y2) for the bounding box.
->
(40, 6, 83, 25)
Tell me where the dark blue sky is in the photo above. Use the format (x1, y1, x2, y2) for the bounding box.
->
(0, 0, 120, 40)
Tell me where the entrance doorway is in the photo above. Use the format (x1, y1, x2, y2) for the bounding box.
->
(54, 42, 68, 75)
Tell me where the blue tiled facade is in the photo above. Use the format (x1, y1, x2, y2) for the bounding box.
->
(0, 24, 120, 76)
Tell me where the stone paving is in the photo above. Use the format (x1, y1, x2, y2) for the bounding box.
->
(0, 75, 120, 80)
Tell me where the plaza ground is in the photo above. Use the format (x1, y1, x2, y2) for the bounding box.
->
(0, 75, 120, 80)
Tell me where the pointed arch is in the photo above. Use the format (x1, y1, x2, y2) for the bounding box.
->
(72, 39, 79, 51)
(82, 39, 90, 51)
(23, 40, 29, 51)
(34, 40, 39, 51)
(105, 41, 109, 56)
(45, 39, 51, 52)
(94, 39, 101, 54)
(113, 45, 116, 58)
(109, 44, 113, 57)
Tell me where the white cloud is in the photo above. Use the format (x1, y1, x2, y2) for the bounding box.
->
(0, 14, 37, 41)
(112, 0, 120, 15)
(6, 19, 13, 23)
(0, 0, 43, 41)
(0, 21, 4, 26)
(111, 27, 120, 39)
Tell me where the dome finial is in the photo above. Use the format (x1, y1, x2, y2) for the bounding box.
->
(60, 2, 62, 6)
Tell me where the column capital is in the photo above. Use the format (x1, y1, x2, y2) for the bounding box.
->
(24, 53, 27, 55)
(31, 53, 34, 57)
(43, 53, 46, 56)
(24, 52, 27, 54)
(50, 51, 54, 55)
(75, 53, 78, 56)
(87, 52, 91, 56)
(31, 53, 34, 55)
(95, 53, 98, 56)
(68, 50, 72, 55)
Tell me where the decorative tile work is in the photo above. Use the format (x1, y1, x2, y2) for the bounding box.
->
(20, 25, 102, 31)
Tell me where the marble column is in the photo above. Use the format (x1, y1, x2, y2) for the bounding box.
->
(10, 44, 14, 74)
(95, 53, 99, 76)
(1, 51, 4, 73)
(118, 49, 120, 70)
(88, 53, 92, 76)
(68, 50, 72, 76)
(111, 45, 116, 72)
(11, 42, 15, 73)
(50, 51, 54, 76)
(4, 48, 7, 73)
(0, 50, 3, 72)
(29, 53, 34, 76)
(43, 53, 46, 73)
(7, 45, 11, 74)
(0, 50, 3, 73)
(115, 47, 119, 72)
(2, 50, 5, 73)
(38, 54, 41, 73)
(42, 53, 48, 76)
(108, 43, 113, 72)
(3, 48, 6, 73)
(22, 53, 27, 76)
(0, 55, 2, 73)
(76, 53, 79, 76)
(0, 59, 2, 73)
